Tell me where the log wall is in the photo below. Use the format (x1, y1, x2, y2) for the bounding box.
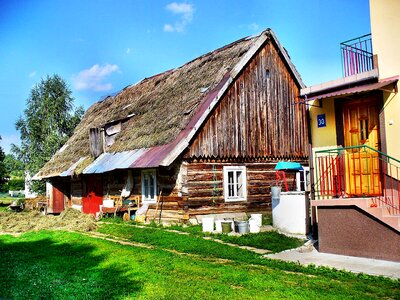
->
(182, 159, 308, 216)
(188, 39, 308, 159)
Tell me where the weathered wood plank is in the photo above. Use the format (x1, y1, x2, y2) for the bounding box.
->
(187, 40, 308, 159)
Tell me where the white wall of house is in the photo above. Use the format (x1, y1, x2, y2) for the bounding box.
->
(24, 171, 37, 199)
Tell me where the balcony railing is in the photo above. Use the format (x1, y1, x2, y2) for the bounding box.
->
(341, 34, 373, 77)
(314, 145, 400, 215)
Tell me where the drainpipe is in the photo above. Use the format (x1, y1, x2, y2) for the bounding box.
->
(306, 103, 318, 239)
(306, 105, 314, 200)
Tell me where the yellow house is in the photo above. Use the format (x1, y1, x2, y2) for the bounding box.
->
(301, 0, 400, 261)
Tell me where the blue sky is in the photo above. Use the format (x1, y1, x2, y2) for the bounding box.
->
(0, 0, 370, 154)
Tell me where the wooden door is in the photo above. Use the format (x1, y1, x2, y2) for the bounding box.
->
(343, 100, 381, 196)
(83, 176, 103, 215)
(52, 181, 65, 214)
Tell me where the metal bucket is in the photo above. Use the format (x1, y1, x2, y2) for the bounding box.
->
(236, 220, 249, 234)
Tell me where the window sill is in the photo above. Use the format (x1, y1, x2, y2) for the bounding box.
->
(225, 198, 247, 202)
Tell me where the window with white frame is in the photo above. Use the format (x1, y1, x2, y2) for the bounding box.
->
(296, 167, 310, 192)
(223, 166, 247, 201)
(141, 169, 157, 202)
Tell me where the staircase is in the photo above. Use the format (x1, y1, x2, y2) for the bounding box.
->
(314, 145, 400, 233)
(362, 198, 399, 232)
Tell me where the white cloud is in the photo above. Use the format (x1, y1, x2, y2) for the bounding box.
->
(28, 71, 36, 78)
(248, 23, 260, 31)
(164, 2, 194, 33)
(72, 64, 119, 92)
(163, 24, 175, 32)
(126, 48, 131, 54)
(166, 2, 193, 16)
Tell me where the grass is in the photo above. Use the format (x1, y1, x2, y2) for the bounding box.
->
(0, 230, 398, 299)
(164, 223, 303, 252)
(210, 231, 303, 252)
(97, 223, 399, 282)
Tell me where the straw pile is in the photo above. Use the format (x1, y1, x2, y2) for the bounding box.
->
(0, 209, 97, 233)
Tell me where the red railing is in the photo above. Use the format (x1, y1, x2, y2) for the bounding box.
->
(341, 34, 374, 77)
(314, 145, 400, 215)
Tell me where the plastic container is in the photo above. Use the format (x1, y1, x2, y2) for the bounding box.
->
(224, 218, 235, 230)
(271, 186, 281, 200)
(236, 220, 249, 234)
(249, 218, 261, 233)
(250, 214, 263, 227)
(103, 199, 114, 208)
(202, 217, 215, 232)
(221, 221, 232, 233)
(215, 220, 223, 232)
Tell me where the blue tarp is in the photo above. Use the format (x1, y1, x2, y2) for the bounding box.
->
(274, 161, 303, 171)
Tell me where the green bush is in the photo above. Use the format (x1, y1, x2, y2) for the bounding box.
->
(8, 179, 24, 191)
(0, 179, 25, 194)
(0, 184, 7, 193)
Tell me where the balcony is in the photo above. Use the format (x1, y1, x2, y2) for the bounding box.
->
(341, 34, 374, 77)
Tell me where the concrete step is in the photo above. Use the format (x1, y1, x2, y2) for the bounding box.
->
(381, 215, 400, 231)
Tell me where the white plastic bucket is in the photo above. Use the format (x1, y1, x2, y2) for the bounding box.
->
(249, 219, 260, 233)
(251, 214, 262, 227)
(202, 217, 215, 232)
(103, 199, 114, 208)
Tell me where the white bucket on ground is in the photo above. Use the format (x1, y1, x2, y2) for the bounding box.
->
(249, 219, 260, 233)
(250, 214, 262, 227)
(202, 217, 215, 232)
(215, 220, 222, 232)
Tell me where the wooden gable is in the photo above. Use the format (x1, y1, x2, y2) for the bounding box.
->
(188, 39, 309, 159)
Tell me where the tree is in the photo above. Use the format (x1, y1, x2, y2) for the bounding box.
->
(0, 136, 6, 186)
(4, 154, 24, 179)
(12, 75, 84, 193)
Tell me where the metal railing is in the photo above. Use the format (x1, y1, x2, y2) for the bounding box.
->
(314, 145, 400, 215)
(341, 34, 374, 77)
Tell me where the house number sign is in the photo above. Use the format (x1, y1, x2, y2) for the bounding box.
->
(317, 114, 326, 128)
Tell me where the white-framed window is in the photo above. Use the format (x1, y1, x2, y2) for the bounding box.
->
(296, 167, 310, 192)
(223, 166, 247, 202)
(141, 169, 157, 203)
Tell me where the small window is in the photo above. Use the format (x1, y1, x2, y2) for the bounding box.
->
(296, 167, 310, 192)
(141, 169, 157, 202)
(223, 166, 247, 201)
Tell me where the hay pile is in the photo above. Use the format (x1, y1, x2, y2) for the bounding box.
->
(36, 32, 259, 178)
(0, 208, 97, 233)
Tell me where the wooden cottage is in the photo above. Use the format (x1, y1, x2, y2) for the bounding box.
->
(35, 29, 309, 222)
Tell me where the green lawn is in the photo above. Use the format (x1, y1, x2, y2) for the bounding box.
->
(165, 223, 303, 252)
(0, 224, 398, 299)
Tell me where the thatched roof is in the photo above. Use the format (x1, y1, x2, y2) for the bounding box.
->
(36, 29, 303, 179)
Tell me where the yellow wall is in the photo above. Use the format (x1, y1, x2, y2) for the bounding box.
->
(370, 0, 400, 79)
(309, 98, 337, 148)
(370, 0, 400, 160)
(381, 82, 400, 160)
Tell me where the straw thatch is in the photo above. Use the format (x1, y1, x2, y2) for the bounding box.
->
(36, 33, 261, 178)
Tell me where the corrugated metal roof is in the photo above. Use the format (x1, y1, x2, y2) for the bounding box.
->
(59, 157, 87, 177)
(305, 77, 398, 102)
(82, 149, 147, 174)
